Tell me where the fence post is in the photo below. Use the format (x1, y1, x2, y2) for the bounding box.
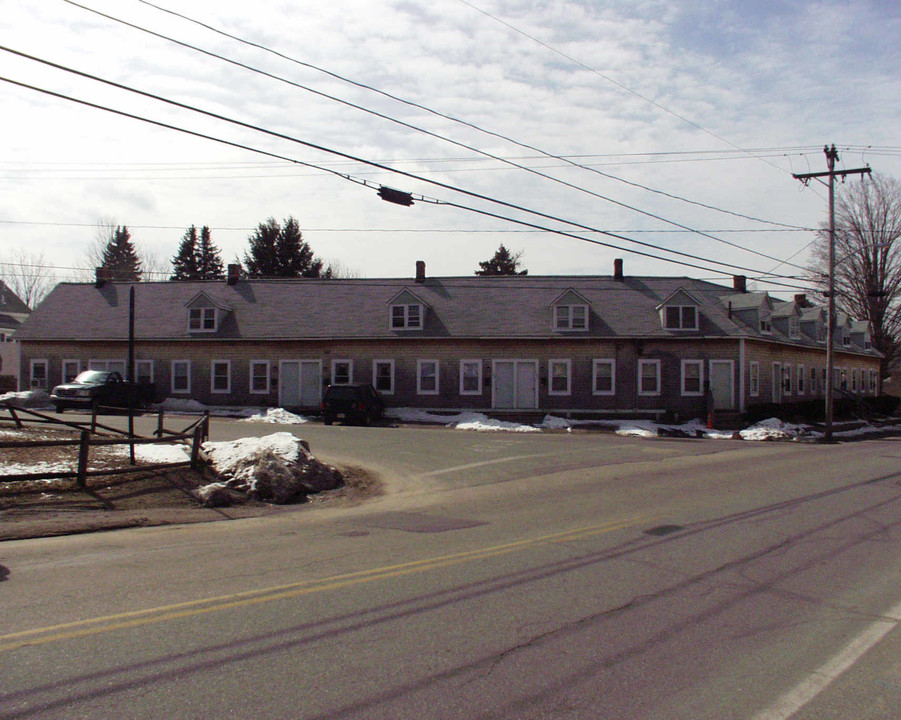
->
(77, 430, 90, 488)
(190, 425, 203, 470)
(203, 410, 210, 442)
(8, 405, 23, 429)
(91, 403, 98, 433)
(156, 409, 164, 438)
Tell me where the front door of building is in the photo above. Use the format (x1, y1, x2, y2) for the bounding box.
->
(709, 360, 734, 410)
(279, 360, 322, 408)
(492, 360, 538, 409)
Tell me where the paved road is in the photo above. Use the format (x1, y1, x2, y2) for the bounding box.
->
(2, 421, 900, 719)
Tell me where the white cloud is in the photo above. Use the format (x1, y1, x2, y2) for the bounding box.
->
(0, 0, 898, 289)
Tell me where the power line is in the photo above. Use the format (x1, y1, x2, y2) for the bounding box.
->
(0, 73, 806, 285)
(0, 52, 810, 281)
(59, 2, 810, 267)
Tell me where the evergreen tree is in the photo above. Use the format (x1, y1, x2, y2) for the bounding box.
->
(100, 225, 142, 281)
(197, 225, 225, 280)
(243, 216, 326, 278)
(475, 244, 528, 276)
(171, 225, 201, 280)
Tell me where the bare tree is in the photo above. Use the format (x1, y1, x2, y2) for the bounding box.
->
(0, 250, 55, 309)
(808, 174, 901, 375)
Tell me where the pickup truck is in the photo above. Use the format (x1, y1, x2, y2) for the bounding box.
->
(50, 370, 155, 412)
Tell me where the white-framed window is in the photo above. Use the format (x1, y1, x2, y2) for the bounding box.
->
(136, 360, 154, 385)
(211, 360, 231, 394)
(789, 316, 801, 339)
(638, 359, 661, 396)
(760, 319, 772, 334)
(842, 334, 851, 348)
(171, 360, 191, 394)
(852, 369, 859, 392)
(817, 325, 827, 343)
(30, 359, 48, 389)
(839, 369, 848, 390)
(373, 359, 395, 394)
(681, 360, 704, 396)
(331, 359, 353, 385)
(390, 304, 423, 330)
(417, 359, 439, 395)
(188, 307, 217, 332)
(864, 335, 872, 350)
(553, 305, 588, 331)
(749, 362, 760, 397)
(62, 359, 81, 383)
(592, 359, 616, 396)
(783, 364, 792, 395)
(870, 369, 878, 394)
(250, 360, 270, 394)
(809, 367, 818, 395)
(548, 359, 571, 395)
(459, 359, 482, 395)
(89, 359, 127, 375)
(797, 365, 805, 395)
(663, 305, 698, 330)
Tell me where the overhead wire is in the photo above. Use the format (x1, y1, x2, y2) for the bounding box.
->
(62, 1, 810, 271)
(0, 67, 809, 287)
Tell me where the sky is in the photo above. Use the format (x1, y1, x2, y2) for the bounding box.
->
(2, 0, 900, 298)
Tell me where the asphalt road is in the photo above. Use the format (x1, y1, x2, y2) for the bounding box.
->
(2, 420, 901, 719)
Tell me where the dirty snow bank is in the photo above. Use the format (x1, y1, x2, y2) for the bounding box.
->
(239, 407, 308, 424)
(197, 432, 341, 506)
(386, 408, 539, 432)
(0, 389, 52, 409)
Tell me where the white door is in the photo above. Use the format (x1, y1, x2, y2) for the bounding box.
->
(492, 360, 538, 409)
(280, 360, 321, 408)
(709, 360, 734, 410)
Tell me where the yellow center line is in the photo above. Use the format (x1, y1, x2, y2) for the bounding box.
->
(1, 514, 648, 652)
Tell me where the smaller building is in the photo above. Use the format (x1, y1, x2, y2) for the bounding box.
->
(0, 281, 30, 392)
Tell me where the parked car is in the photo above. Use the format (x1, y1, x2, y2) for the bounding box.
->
(50, 370, 154, 412)
(320, 383, 384, 426)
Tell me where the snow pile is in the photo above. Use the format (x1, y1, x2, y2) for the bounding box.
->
(612, 420, 660, 438)
(387, 408, 538, 432)
(239, 407, 308, 424)
(198, 432, 341, 505)
(739, 418, 814, 441)
(0, 389, 52, 409)
(114, 443, 191, 464)
(153, 398, 208, 414)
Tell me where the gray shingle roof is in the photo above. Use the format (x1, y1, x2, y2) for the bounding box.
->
(13, 274, 877, 355)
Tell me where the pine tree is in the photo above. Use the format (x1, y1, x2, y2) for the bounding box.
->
(243, 216, 326, 278)
(171, 226, 201, 280)
(475, 244, 528, 276)
(197, 226, 225, 279)
(100, 225, 142, 281)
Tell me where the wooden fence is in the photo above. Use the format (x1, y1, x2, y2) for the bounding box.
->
(0, 403, 210, 487)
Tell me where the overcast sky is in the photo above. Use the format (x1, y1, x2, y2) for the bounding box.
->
(2, 0, 899, 295)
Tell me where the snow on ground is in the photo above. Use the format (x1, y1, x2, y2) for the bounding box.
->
(201, 432, 306, 479)
(113, 443, 191, 464)
(0, 389, 52, 409)
(239, 407, 308, 424)
(0, 462, 68, 478)
(386, 408, 540, 432)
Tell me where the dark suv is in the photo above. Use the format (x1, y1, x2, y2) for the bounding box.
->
(320, 384, 384, 426)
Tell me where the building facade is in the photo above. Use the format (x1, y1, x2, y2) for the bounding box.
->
(14, 262, 881, 419)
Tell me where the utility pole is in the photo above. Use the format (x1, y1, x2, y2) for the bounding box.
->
(793, 145, 871, 441)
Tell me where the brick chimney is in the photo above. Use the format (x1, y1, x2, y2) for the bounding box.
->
(733, 275, 747, 293)
(794, 293, 808, 307)
(415, 260, 426, 283)
(226, 264, 241, 285)
(613, 258, 624, 281)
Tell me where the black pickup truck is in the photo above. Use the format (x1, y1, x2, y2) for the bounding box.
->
(50, 370, 155, 412)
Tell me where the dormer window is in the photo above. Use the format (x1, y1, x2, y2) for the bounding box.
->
(816, 325, 826, 343)
(789, 316, 800, 339)
(760, 319, 772, 334)
(865, 335, 872, 350)
(663, 305, 698, 331)
(189, 307, 217, 332)
(842, 334, 851, 347)
(391, 303, 423, 330)
(554, 305, 588, 331)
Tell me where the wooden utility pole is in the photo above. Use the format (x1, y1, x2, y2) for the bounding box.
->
(793, 145, 871, 441)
